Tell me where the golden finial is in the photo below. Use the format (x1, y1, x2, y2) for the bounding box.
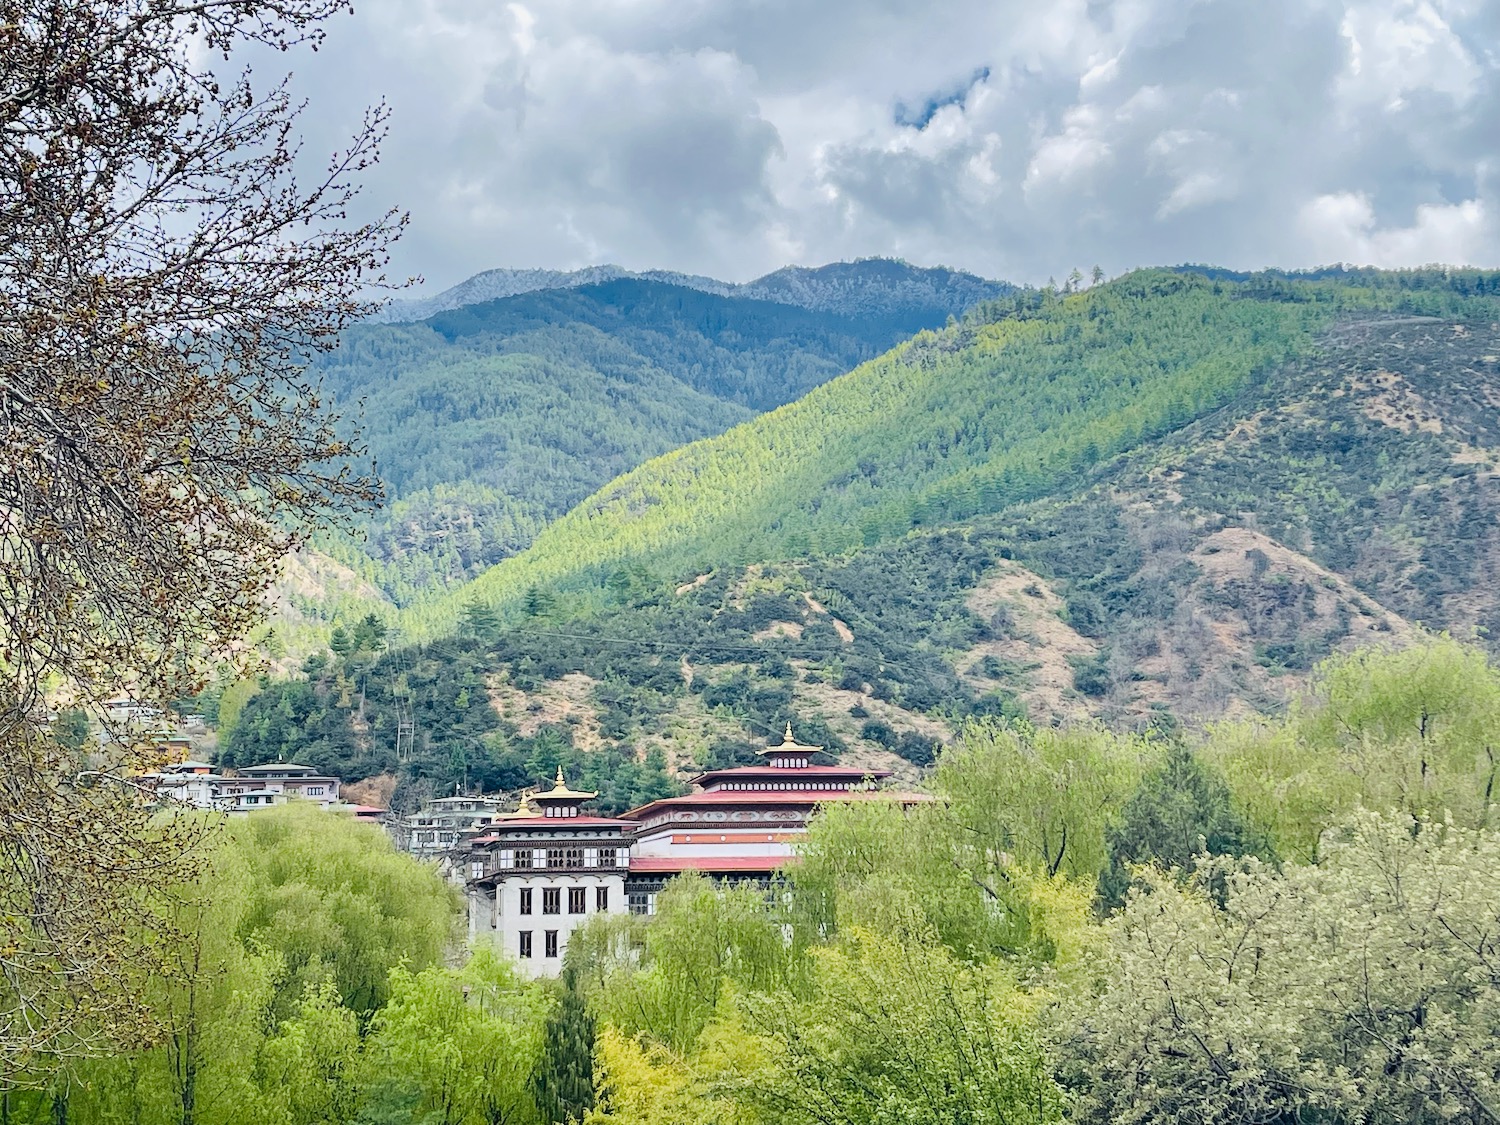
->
(554, 765, 565, 788)
(783, 722, 794, 743)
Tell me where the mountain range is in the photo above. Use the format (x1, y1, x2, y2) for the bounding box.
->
(372, 258, 1012, 326)
(238, 263, 1500, 812)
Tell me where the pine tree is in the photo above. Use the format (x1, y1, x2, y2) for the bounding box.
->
(532, 967, 596, 1124)
(1100, 743, 1274, 907)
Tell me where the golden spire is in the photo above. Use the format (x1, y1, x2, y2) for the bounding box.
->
(555, 765, 566, 787)
(784, 721, 794, 743)
(516, 793, 536, 817)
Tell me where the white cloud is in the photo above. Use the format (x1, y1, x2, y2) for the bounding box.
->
(1298, 191, 1490, 265)
(279, 0, 1500, 288)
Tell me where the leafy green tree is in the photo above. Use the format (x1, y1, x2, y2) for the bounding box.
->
(1211, 636, 1500, 860)
(462, 599, 505, 643)
(935, 720, 1150, 881)
(738, 917, 1062, 1125)
(1061, 811, 1500, 1125)
(571, 875, 793, 1055)
(363, 949, 547, 1125)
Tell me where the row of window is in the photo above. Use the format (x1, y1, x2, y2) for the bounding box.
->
(518, 931, 559, 959)
(496, 847, 621, 869)
(519, 886, 609, 915)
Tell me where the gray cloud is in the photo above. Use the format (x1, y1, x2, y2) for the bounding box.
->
(279, 0, 1500, 290)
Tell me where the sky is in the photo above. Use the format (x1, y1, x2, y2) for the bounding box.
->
(280, 0, 1500, 291)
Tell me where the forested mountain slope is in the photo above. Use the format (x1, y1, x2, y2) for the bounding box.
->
(306, 269, 1006, 604)
(415, 269, 1499, 632)
(228, 268, 1500, 810)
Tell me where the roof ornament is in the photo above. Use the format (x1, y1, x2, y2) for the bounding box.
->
(784, 722, 794, 743)
(555, 765, 566, 788)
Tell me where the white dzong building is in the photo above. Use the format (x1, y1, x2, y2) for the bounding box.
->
(465, 770, 632, 977)
(465, 726, 921, 972)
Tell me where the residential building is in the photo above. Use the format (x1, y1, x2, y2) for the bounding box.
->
(397, 794, 505, 861)
(139, 760, 372, 817)
(218, 762, 341, 805)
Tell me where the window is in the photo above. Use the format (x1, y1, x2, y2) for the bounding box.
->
(513, 848, 532, 868)
(499, 849, 514, 869)
(542, 888, 560, 915)
(544, 930, 559, 958)
(470, 861, 484, 881)
(598, 847, 617, 867)
(519, 888, 532, 915)
(306, 786, 323, 796)
(546, 848, 564, 867)
(595, 887, 609, 912)
(568, 888, 585, 914)
(564, 847, 583, 866)
(519, 931, 532, 959)
(628, 891, 655, 916)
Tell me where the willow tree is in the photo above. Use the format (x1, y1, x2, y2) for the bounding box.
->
(0, 0, 397, 1068)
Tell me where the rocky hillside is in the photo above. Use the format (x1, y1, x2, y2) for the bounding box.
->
(226, 269, 1500, 809)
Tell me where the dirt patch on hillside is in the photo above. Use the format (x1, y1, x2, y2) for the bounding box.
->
(1193, 528, 1410, 640)
(675, 573, 713, 596)
(1352, 370, 1445, 435)
(487, 671, 606, 749)
(754, 620, 805, 641)
(960, 564, 1099, 724)
(343, 773, 397, 810)
(802, 593, 854, 642)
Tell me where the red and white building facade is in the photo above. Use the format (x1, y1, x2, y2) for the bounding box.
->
(465, 727, 912, 975)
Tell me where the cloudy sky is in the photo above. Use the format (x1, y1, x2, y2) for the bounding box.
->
(285, 0, 1499, 291)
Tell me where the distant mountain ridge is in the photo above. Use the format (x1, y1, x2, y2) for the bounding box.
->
(374, 258, 1010, 325)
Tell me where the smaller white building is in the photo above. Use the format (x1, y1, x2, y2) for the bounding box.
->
(221, 762, 341, 805)
(399, 794, 504, 860)
(141, 760, 359, 816)
(466, 772, 631, 977)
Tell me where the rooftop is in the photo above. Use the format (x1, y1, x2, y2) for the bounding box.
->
(531, 766, 597, 804)
(624, 787, 930, 820)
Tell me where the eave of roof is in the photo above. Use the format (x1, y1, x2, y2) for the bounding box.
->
(691, 765, 890, 786)
(628, 855, 792, 874)
(469, 816, 635, 838)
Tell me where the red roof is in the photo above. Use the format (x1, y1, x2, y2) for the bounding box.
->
(469, 816, 634, 837)
(628, 855, 793, 874)
(692, 765, 890, 786)
(624, 788, 928, 821)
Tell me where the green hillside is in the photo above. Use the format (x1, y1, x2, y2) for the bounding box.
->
(412, 268, 1499, 633)
(218, 267, 1500, 812)
(306, 273, 1003, 604)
